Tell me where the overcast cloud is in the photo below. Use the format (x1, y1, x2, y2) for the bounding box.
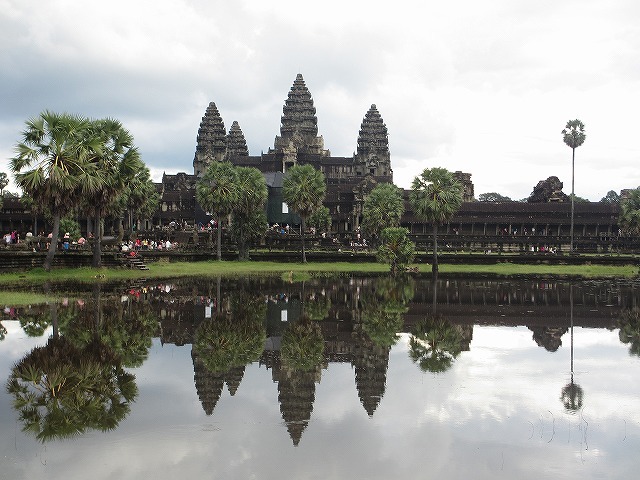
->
(1, 0, 639, 200)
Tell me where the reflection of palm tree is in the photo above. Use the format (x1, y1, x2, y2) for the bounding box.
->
(561, 381, 584, 412)
(409, 315, 464, 373)
(360, 277, 415, 347)
(561, 284, 584, 412)
(62, 289, 158, 369)
(191, 292, 266, 415)
(280, 319, 325, 372)
(193, 313, 266, 373)
(303, 290, 331, 321)
(6, 332, 137, 442)
(0, 321, 6, 341)
(19, 310, 51, 337)
(193, 292, 267, 373)
(618, 306, 640, 356)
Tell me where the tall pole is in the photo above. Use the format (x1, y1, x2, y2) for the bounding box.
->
(570, 147, 575, 254)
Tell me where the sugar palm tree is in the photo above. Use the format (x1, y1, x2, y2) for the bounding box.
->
(562, 119, 586, 253)
(232, 166, 268, 260)
(282, 164, 326, 263)
(82, 118, 141, 267)
(410, 167, 463, 273)
(376, 227, 416, 276)
(11, 111, 99, 271)
(114, 164, 160, 240)
(619, 187, 640, 236)
(196, 161, 239, 260)
(361, 183, 405, 246)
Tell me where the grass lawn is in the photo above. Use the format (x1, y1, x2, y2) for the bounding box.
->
(0, 260, 636, 286)
(0, 260, 636, 306)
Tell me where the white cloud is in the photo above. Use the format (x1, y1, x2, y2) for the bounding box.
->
(2, 0, 640, 200)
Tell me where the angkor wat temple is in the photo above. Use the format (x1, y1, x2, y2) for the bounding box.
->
(154, 73, 624, 253)
(0, 74, 631, 253)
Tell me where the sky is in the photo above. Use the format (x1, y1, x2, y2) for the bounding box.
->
(1, 0, 639, 201)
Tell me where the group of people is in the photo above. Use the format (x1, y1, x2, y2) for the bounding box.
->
(120, 238, 176, 253)
(3, 231, 18, 245)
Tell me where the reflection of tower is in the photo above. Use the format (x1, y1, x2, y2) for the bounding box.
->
(272, 357, 320, 447)
(225, 365, 246, 396)
(352, 337, 390, 417)
(191, 348, 224, 415)
(529, 326, 568, 352)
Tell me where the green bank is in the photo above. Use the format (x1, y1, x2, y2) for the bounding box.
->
(0, 261, 636, 287)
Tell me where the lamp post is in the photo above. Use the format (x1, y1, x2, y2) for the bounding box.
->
(562, 120, 586, 254)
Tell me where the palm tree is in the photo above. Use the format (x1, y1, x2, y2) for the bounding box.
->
(282, 164, 326, 263)
(410, 167, 463, 274)
(196, 161, 239, 260)
(562, 119, 586, 254)
(115, 165, 160, 240)
(361, 183, 405, 246)
(619, 187, 640, 236)
(82, 118, 141, 267)
(10, 111, 98, 271)
(232, 166, 268, 260)
(376, 227, 416, 276)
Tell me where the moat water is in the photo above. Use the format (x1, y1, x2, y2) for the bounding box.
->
(1, 275, 640, 480)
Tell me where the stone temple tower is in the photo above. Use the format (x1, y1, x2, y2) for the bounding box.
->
(193, 102, 227, 177)
(224, 121, 249, 161)
(354, 104, 392, 180)
(272, 74, 328, 162)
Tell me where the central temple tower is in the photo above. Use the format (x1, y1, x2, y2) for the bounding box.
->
(271, 74, 328, 162)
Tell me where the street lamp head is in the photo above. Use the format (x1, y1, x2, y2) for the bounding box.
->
(562, 119, 586, 149)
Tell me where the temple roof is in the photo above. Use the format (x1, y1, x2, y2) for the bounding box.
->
(357, 104, 389, 155)
(273, 74, 326, 155)
(280, 74, 318, 138)
(225, 120, 249, 159)
(195, 102, 227, 157)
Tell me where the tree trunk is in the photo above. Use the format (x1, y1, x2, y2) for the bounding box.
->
(431, 270, 438, 315)
(216, 214, 222, 261)
(117, 218, 124, 244)
(432, 223, 439, 274)
(301, 217, 307, 263)
(92, 212, 102, 268)
(43, 214, 61, 272)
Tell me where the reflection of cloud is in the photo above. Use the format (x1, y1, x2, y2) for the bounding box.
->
(2, 325, 640, 478)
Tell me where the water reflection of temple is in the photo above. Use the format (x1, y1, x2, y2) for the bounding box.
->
(9, 276, 636, 445)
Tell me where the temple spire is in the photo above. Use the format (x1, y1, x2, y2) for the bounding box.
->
(354, 104, 392, 179)
(225, 120, 249, 161)
(193, 102, 227, 176)
(273, 74, 327, 157)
